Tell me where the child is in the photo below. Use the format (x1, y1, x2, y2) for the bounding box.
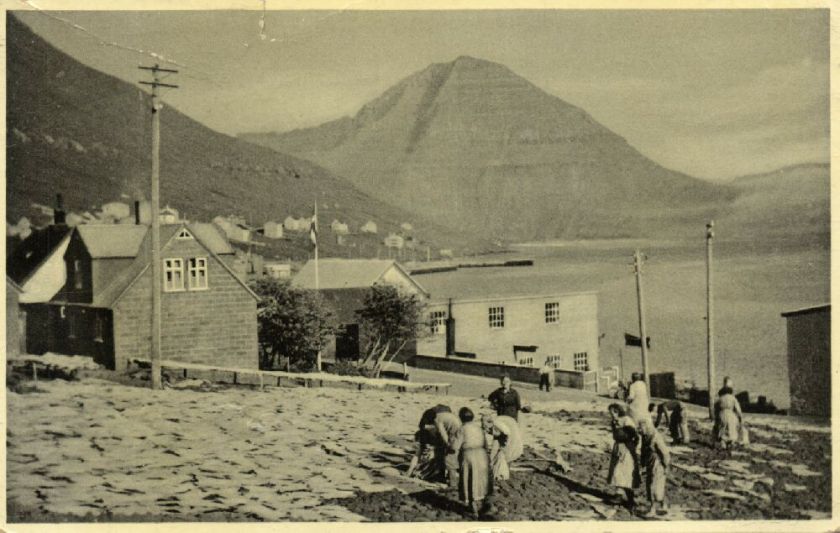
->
(643, 427, 671, 517)
(606, 403, 641, 511)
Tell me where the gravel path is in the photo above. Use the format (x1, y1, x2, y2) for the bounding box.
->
(6, 377, 830, 522)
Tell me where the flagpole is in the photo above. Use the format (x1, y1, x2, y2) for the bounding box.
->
(314, 200, 321, 372)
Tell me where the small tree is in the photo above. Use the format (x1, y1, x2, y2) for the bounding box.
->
(356, 283, 426, 378)
(251, 278, 335, 371)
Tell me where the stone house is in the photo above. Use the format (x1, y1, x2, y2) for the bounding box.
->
(21, 223, 259, 371)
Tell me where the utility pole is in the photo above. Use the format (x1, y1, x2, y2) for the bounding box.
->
(139, 64, 178, 390)
(706, 221, 715, 419)
(633, 250, 650, 387)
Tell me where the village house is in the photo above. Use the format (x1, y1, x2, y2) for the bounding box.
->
(360, 220, 378, 234)
(213, 215, 251, 243)
(101, 201, 131, 221)
(400, 222, 414, 233)
(262, 221, 284, 239)
(782, 303, 830, 417)
(383, 233, 404, 250)
(159, 205, 181, 224)
(292, 259, 429, 361)
(330, 220, 350, 235)
(283, 215, 309, 232)
(20, 223, 259, 371)
(416, 292, 600, 382)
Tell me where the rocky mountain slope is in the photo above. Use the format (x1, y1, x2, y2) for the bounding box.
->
(242, 56, 738, 241)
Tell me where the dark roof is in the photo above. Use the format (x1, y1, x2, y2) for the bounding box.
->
(781, 304, 830, 318)
(6, 225, 72, 285)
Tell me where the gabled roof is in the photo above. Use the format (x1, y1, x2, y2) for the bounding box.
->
(292, 258, 428, 296)
(76, 225, 148, 258)
(92, 222, 257, 308)
(6, 225, 72, 285)
(6, 276, 23, 294)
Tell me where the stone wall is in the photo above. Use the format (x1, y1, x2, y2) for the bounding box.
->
(411, 354, 591, 390)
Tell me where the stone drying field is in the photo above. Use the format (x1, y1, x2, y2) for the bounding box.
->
(6, 377, 832, 522)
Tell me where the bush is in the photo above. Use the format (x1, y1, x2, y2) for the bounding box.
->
(251, 278, 336, 371)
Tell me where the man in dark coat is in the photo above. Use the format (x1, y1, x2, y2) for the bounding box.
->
(488, 375, 521, 421)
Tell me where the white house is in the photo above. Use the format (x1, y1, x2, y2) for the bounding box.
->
(384, 233, 404, 249)
(439, 249, 454, 259)
(330, 220, 350, 235)
(101, 202, 131, 221)
(213, 215, 251, 243)
(361, 220, 378, 234)
(417, 292, 600, 374)
(159, 205, 180, 224)
(283, 216, 309, 232)
(263, 221, 284, 239)
(400, 222, 414, 233)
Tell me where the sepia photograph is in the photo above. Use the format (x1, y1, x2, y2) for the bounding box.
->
(2, 3, 833, 528)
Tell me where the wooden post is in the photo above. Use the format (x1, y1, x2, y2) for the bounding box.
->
(706, 221, 715, 420)
(259, 374, 264, 391)
(233, 372, 237, 385)
(32, 361, 37, 382)
(633, 250, 650, 387)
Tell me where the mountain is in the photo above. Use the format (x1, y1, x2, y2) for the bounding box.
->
(241, 56, 737, 241)
(717, 163, 829, 246)
(6, 15, 483, 260)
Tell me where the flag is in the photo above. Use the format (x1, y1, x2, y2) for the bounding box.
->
(625, 333, 651, 349)
(309, 209, 318, 246)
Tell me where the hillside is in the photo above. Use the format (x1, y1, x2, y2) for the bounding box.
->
(716, 162, 829, 246)
(241, 56, 737, 241)
(6, 15, 487, 261)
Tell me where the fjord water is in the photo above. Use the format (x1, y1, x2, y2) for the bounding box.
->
(416, 237, 830, 408)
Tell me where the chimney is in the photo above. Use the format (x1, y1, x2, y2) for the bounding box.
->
(53, 194, 66, 226)
(134, 200, 141, 225)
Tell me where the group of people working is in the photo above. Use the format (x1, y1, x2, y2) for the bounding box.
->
(405, 375, 524, 517)
(406, 371, 747, 519)
(609, 373, 748, 516)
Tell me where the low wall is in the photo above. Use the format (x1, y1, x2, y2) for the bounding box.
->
(411, 354, 590, 390)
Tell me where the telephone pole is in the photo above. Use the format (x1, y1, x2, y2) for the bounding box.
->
(139, 64, 178, 390)
(633, 250, 650, 387)
(706, 221, 715, 419)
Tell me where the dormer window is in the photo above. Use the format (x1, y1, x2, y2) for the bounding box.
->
(177, 228, 193, 240)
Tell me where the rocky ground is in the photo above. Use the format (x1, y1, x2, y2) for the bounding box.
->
(6, 374, 831, 523)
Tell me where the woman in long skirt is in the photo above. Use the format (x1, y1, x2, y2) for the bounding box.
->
(607, 403, 641, 510)
(451, 407, 493, 517)
(716, 386, 743, 449)
(483, 414, 524, 481)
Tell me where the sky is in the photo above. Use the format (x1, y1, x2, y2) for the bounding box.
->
(14, 9, 830, 181)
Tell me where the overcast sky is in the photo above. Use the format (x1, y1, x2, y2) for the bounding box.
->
(15, 9, 829, 180)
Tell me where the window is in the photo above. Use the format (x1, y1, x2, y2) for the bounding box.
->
(429, 310, 447, 335)
(164, 258, 184, 292)
(177, 228, 193, 240)
(520, 356, 534, 367)
(488, 306, 505, 329)
(188, 257, 208, 290)
(574, 352, 589, 371)
(73, 259, 83, 290)
(546, 355, 562, 369)
(545, 302, 560, 324)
